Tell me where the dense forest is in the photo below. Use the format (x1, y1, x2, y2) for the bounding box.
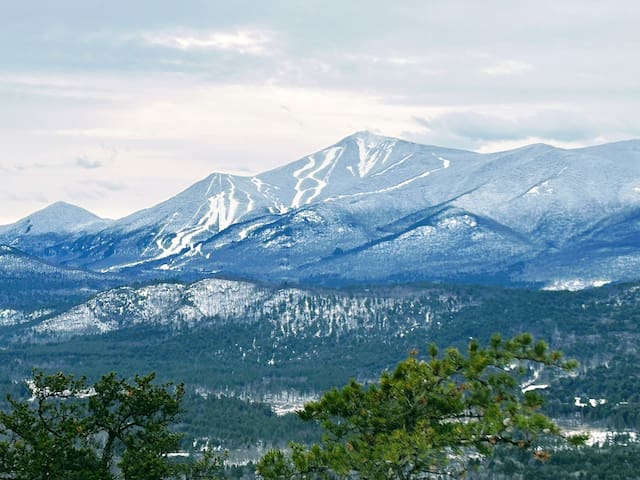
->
(2, 338, 639, 479)
(1, 280, 640, 477)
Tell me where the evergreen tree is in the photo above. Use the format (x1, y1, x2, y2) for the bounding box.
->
(258, 334, 586, 479)
(0, 371, 222, 480)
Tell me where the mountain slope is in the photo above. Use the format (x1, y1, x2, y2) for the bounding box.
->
(2, 133, 640, 286)
(5, 277, 640, 415)
(0, 244, 122, 311)
(17, 277, 466, 342)
(0, 201, 108, 237)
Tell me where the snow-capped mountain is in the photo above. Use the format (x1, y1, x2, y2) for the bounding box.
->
(0, 201, 109, 237)
(0, 202, 112, 265)
(2, 132, 640, 286)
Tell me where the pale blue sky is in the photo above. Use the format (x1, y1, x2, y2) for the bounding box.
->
(1, 0, 639, 223)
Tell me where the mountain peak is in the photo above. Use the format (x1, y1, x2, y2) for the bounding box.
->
(30, 201, 103, 223)
(341, 130, 392, 145)
(0, 201, 108, 236)
(494, 143, 558, 155)
(42, 201, 99, 215)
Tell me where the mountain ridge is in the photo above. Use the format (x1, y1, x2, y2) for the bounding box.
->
(5, 133, 640, 227)
(1, 132, 640, 287)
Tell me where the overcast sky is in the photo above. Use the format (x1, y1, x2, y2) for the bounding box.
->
(1, 0, 639, 224)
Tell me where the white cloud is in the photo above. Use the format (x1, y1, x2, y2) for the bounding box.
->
(75, 156, 104, 169)
(404, 102, 638, 153)
(483, 60, 531, 76)
(344, 54, 423, 66)
(0, 71, 438, 223)
(1, 1, 639, 225)
(0, 74, 130, 102)
(139, 29, 273, 55)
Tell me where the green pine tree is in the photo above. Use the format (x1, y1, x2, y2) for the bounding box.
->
(258, 333, 586, 479)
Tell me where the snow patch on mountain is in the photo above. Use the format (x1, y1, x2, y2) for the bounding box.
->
(526, 180, 553, 196)
(0, 309, 30, 326)
(24, 278, 469, 342)
(434, 153, 450, 169)
(372, 153, 413, 177)
(291, 147, 344, 208)
(35, 304, 118, 336)
(543, 279, 611, 291)
(356, 134, 397, 177)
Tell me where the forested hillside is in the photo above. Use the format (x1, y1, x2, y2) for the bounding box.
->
(1, 279, 640, 463)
